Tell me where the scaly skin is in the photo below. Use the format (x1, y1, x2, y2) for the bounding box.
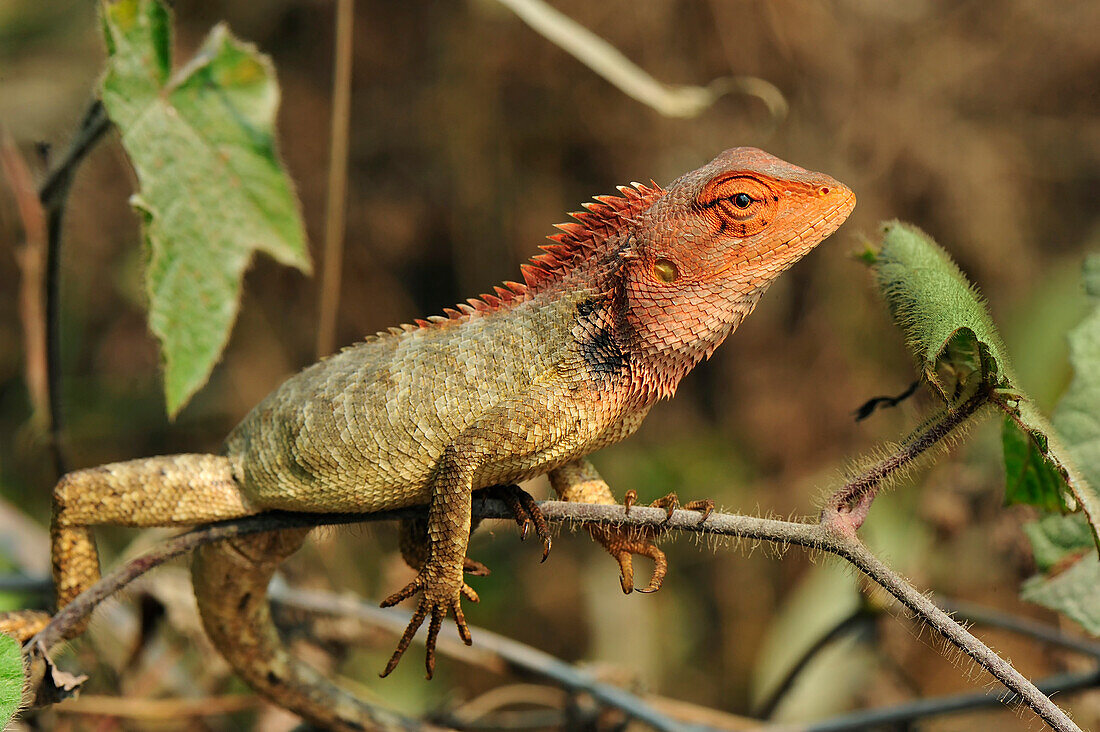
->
(0, 148, 855, 731)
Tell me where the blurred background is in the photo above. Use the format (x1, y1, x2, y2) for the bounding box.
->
(1, 0, 1098, 729)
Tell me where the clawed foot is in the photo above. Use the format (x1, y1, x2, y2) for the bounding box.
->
(624, 489, 714, 522)
(590, 523, 669, 594)
(482, 483, 552, 562)
(595, 490, 713, 594)
(379, 571, 475, 679)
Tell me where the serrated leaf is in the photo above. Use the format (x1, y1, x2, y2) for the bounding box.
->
(871, 223, 1099, 550)
(0, 632, 22, 727)
(99, 0, 311, 416)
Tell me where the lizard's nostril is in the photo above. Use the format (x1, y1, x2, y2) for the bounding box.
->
(818, 186, 831, 196)
(653, 258, 679, 283)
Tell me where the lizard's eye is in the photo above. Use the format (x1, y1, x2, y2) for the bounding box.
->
(696, 174, 778, 237)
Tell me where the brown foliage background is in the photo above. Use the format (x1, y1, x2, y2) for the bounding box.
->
(1, 0, 1098, 728)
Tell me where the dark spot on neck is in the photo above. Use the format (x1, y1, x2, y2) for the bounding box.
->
(576, 297, 599, 317)
(575, 297, 629, 376)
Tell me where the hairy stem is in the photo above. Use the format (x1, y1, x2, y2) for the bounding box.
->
(22, 499, 1081, 731)
(824, 388, 989, 534)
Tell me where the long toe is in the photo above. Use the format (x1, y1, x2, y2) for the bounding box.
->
(381, 603, 429, 677)
(634, 543, 668, 594)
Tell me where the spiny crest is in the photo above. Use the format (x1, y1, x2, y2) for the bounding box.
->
(362, 180, 665, 344)
(521, 180, 664, 292)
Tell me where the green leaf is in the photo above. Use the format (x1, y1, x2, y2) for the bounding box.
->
(1052, 256, 1100, 500)
(99, 0, 311, 416)
(871, 223, 1099, 550)
(0, 632, 21, 727)
(1020, 255, 1100, 631)
(1021, 554, 1100, 635)
(1023, 513, 1093, 572)
(1003, 416, 1071, 513)
(872, 222, 1011, 401)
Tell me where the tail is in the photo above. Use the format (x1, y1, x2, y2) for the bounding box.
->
(4, 454, 416, 729)
(192, 530, 423, 730)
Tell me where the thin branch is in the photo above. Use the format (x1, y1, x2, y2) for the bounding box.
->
(0, 130, 50, 430)
(754, 607, 874, 719)
(20, 497, 1082, 731)
(269, 581, 693, 732)
(493, 0, 786, 121)
(37, 100, 112, 478)
(55, 693, 258, 720)
(755, 596, 1100, 723)
(38, 101, 111, 211)
(823, 532, 1082, 732)
(801, 668, 1100, 732)
(942, 598, 1100, 660)
(315, 0, 355, 358)
(0, 575, 52, 595)
(441, 683, 570, 727)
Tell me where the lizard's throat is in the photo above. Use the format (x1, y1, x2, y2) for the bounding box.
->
(622, 289, 764, 402)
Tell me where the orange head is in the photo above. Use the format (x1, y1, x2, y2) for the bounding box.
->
(617, 147, 856, 396)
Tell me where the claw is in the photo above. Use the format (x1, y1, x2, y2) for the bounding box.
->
(615, 552, 635, 594)
(453, 601, 472, 645)
(623, 489, 638, 512)
(651, 493, 713, 523)
(380, 576, 423, 608)
(485, 484, 553, 562)
(634, 543, 667, 593)
(463, 557, 491, 577)
(380, 569, 479, 679)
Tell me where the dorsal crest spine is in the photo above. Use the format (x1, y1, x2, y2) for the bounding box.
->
(363, 181, 665, 344)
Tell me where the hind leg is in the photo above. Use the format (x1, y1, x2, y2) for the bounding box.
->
(0, 454, 254, 643)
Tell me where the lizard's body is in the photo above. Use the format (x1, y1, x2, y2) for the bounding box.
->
(1, 148, 855, 731)
(229, 287, 616, 513)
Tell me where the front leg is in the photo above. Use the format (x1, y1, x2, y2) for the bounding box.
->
(380, 386, 592, 678)
(381, 444, 477, 679)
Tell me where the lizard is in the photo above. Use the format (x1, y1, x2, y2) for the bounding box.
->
(0, 147, 855, 730)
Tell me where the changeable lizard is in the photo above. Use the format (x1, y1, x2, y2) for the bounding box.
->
(1, 147, 855, 730)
